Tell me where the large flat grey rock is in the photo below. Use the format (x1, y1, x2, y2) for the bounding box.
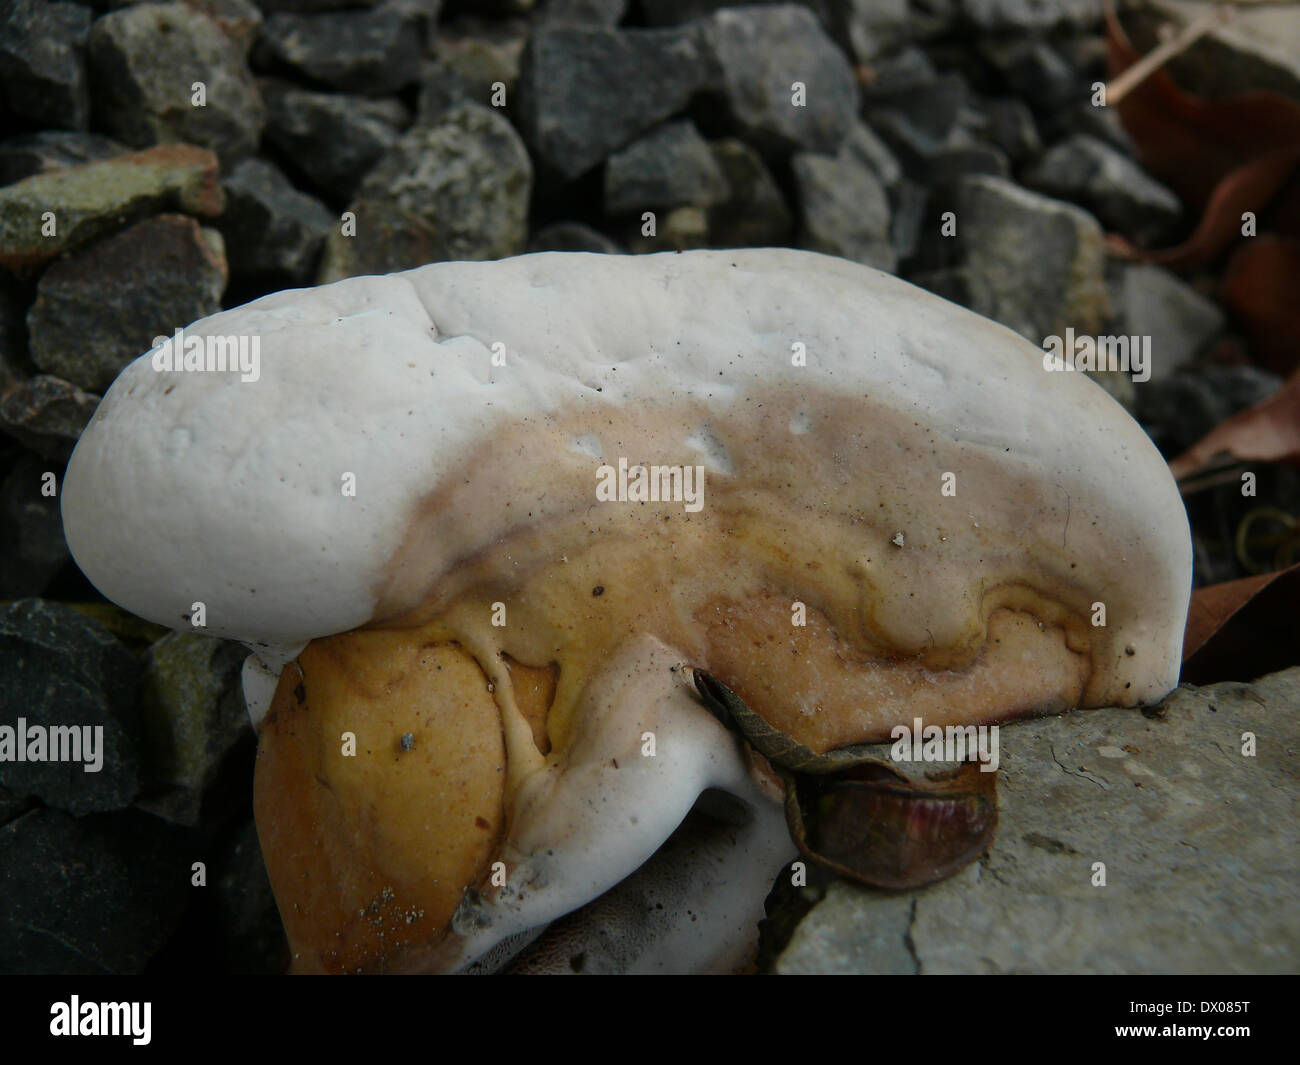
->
(769, 667, 1300, 974)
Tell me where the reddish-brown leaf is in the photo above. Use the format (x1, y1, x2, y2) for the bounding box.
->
(1181, 562, 1300, 684)
(1169, 369, 1300, 480)
(1218, 235, 1300, 375)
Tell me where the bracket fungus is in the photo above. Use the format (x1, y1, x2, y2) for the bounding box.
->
(60, 248, 1192, 973)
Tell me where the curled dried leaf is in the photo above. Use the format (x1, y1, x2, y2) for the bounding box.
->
(785, 762, 999, 891)
(691, 668, 999, 890)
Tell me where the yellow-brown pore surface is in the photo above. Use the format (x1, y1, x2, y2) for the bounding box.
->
(254, 632, 554, 973)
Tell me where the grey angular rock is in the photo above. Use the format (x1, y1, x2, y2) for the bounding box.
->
(218, 158, 332, 282)
(1024, 134, 1182, 245)
(0, 375, 99, 463)
(1062, 101, 1138, 157)
(319, 102, 532, 282)
(516, 23, 716, 180)
(1111, 263, 1224, 384)
(0, 0, 91, 131)
(808, 0, 911, 63)
(792, 144, 895, 273)
(0, 144, 224, 274)
(0, 807, 191, 974)
(0, 131, 129, 187)
(979, 37, 1080, 111)
(604, 121, 728, 214)
(182, 0, 264, 58)
(88, 2, 265, 162)
(527, 221, 623, 254)
(136, 631, 251, 827)
(858, 44, 938, 102)
(843, 120, 901, 188)
(924, 142, 1009, 184)
(979, 96, 1041, 164)
(706, 4, 858, 155)
(959, 0, 1102, 33)
(28, 214, 227, 394)
(705, 138, 792, 247)
(954, 174, 1109, 342)
(262, 82, 406, 203)
(0, 453, 69, 599)
(864, 72, 968, 170)
(255, 4, 424, 94)
(0, 599, 140, 816)
(767, 667, 1300, 974)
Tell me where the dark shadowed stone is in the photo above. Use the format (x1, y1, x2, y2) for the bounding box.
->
(0, 131, 129, 187)
(538, 0, 626, 25)
(516, 23, 716, 180)
(958, 0, 1102, 32)
(253, 0, 387, 10)
(889, 178, 928, 262)
(319, 102, 532, 282)
(218, 158, 331, 282)
(766, 668, 1300, 973)
(88, 2, 265, 162)
(0, 375, 99, 463)
(706, 138, 792, 247)
(0, 0, 91, 131)
(978, 96, 1041, 164)
(27, 215, 227, 394)
(0, 599, 140, 816)
(864, 72, 968, 172)
(0, 807, 192, 973)
(261, 81, 407, 203)
(1109, 263, 1224, 383)
(0, 144, 224, 274)
(979, 36, 1080, 111)
(527, 221, 623, 254)
(705, 4, 858, 155)
(0, 277, 27, 381)
(215, 819, 288, 973)
(255, 4, 424, 94)
(136, 631, 251, 827)
(953, 174, 1109, 341)
(924, 141, 1009, 184)
(604, 120, 728, 214)
(0, 453, 69, 598)
(1138, 366, 1282, 457)
(1023, 134, 1182, 245)
(793, 139, 895, 272)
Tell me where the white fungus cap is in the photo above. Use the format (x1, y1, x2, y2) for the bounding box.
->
(62, 248, 1191, 703)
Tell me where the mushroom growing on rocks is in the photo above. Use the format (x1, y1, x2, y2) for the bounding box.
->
(60, 248, 1192, 973)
